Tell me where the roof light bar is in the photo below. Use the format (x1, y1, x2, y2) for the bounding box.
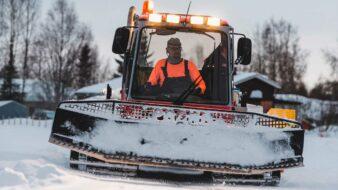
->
(166, 14, 180, 23)
(190, 16, 204, 25)
(148, 13, 162, 22)
(207, 17, 221, 26)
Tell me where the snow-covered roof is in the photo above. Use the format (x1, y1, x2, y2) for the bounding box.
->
(0, 100, 12, 107)
(75, 77, 122, 94)
(275, 94, 308, 104)
(275, 94, 338, 121)
(234, 72, 281, 89)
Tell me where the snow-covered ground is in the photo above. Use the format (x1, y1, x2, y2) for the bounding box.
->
(0, 119, 338, 190)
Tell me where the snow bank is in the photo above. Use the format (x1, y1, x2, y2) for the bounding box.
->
(0, 161, 64, 188)
(0, 121, 68, 189)
(0, 168, 28, 187)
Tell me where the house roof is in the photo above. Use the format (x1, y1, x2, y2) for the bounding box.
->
(0, 100, 28, 118)
(234, 72, 281, 89)
(74, 77, 122, 94)
(275, 94, 338, 121)
(0, 100, 12, 107)
(274, 94, 308, 104)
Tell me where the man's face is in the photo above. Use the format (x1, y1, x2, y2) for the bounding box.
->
(166, 45, 182, 59)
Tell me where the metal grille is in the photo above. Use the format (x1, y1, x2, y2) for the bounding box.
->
(59, 101, 302, 129)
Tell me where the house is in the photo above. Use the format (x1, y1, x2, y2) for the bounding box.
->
(274, 94, 338, 123)
(0, 100, 29, 119)
(0, 79, 57, 114)
(274, 94, 305, 121)
(234, 72, 281, 112)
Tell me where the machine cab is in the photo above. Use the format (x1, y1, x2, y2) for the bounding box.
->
(113, 2, 251, 107)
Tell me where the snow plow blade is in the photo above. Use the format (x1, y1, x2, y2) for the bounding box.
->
(49, 100, 304, 175)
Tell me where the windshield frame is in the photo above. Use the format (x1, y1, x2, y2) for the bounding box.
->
(128, 25, 231, 106)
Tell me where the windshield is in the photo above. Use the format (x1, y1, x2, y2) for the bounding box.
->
(131, 27, 229, 105)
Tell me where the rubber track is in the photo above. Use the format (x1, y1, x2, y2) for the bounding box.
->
(50, 136, 303, 175)
(69, 159, 281, 185)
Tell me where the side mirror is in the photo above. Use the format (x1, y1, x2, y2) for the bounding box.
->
(112, 27, 130, 54)
(237, 37, 252, 65)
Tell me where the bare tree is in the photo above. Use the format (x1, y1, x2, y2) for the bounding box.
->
(323, 44, 338, 81)
(33, 0, 79, 102)
(310, 80, 338, 101)
(34, 0, 97, 102)
(249, 19, 308, 95)
(0, 0, 6, 37)
(30, 39, 52, 101)
(311, 42, 338, 102)
(309, 43, 338, 130)
(98, 59, 115, 82)
(21, 0, 40, 98)
(0, 0, 6, 70)
(250, 27, 267, 75)
(321, 102, 338, 131)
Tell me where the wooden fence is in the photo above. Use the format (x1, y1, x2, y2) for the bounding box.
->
(0, 118, 52, 127)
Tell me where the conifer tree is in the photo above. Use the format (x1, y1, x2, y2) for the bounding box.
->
(77, 44, 91, 88)
(0, 58, 21, 101)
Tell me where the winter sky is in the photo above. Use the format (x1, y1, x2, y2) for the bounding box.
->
(41, 0, 338, 89)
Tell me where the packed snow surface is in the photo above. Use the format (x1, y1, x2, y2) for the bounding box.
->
(74, 121, 294, 165)
(1, 119, 338, 189)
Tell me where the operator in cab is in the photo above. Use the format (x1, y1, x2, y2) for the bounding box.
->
(145, 38, 206, 96)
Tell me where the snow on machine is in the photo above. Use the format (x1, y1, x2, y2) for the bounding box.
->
(49, 0, 304, 185)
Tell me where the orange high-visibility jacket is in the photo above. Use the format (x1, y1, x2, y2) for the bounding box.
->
(147, 59, 206, 94)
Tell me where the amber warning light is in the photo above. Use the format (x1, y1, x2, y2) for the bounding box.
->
(142, 0, 154, 14)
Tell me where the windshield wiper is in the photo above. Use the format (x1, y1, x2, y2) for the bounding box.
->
(173, 75, 203, 105)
